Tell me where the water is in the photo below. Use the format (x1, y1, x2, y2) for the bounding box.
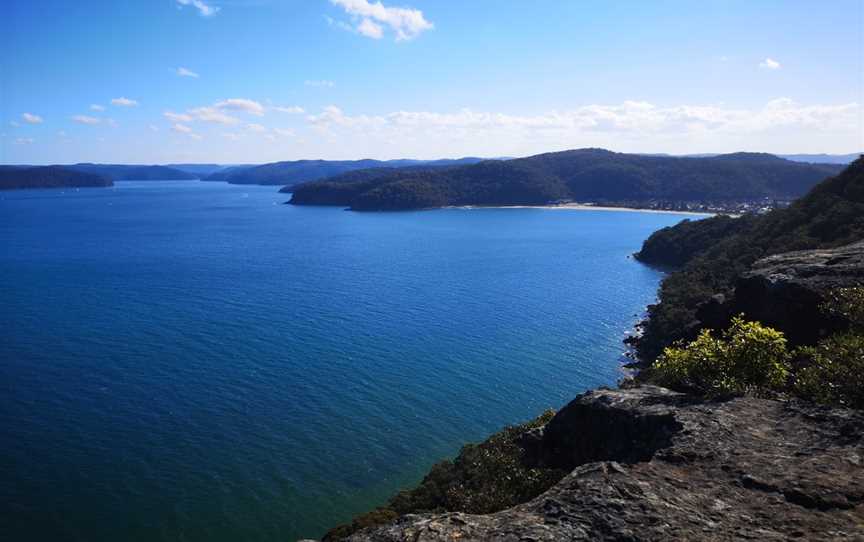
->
(0, 181, 697, 541)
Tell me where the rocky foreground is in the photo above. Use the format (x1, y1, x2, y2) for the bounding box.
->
(340, 386, 863, 541)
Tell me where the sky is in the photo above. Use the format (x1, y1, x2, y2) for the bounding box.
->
(1, 0, 862, 164)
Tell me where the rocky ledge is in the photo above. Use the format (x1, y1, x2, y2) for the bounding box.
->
(343, 386, 863, 541)
(697, 240, 864, 346)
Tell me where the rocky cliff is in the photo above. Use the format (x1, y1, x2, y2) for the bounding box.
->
(696, 240, 864, 346)
(342, 386, 863, 541)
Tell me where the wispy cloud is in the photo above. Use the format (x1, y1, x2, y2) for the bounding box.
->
(111, 97, 139, 107)
(90, 104, 105, 111)
(759, 58, 781, 70)
(14, 137, 35, 145)
(177, 67, 200, 78)
(9, 121, 20, 127)
(215, 98, 265, 116)
(176, 0, 219, 17)
(72, 115, 101, 125)
(273, 105, 305, 114)
(329, 0, 433, 41)
(164, 111, 194, 122)
(167, 98, 265, 126)
(305, 80, 335, 88)
(149, 125, 159, 132)
(172, 123, 193, 133)
(245, 123, 267, 132)
(304, 99, 860, 156)
(22, 113, 43, 124)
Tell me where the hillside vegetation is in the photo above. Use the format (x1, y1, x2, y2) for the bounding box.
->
(634, 156, 864, 360)
(68, 164, 198, 181)
(288, 149, 841, 210)
(206, 158, 485, 187)
(0, 165, 113, 190)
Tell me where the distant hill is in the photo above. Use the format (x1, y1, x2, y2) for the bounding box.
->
(166, 164, 227, 176)
(68, 164, 198, 181)
(633, 157, 864, 360)
(778, 153, 862, 165)
(288, 149, 843, 210)
(0, 165, 112, 190)
(204, 157, 486, 187)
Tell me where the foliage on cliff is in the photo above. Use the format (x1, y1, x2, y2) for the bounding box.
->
(323, 409, 564, 541)
(651, 288, 864, 410)
(634, 157, 864, 360)
(652, 316, 790, 396)
(289, 149, 841, 210)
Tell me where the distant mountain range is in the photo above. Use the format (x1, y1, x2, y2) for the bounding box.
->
(0, 165, 113, 190)
(287, 149, 844, 210)
(0, 152, 856, 193)
(202, 157, 487, 187)
(641, 152, 861, 165)
(68, 164, 198, 181)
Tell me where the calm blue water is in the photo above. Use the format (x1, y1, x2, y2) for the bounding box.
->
(0, 181, 696, 541)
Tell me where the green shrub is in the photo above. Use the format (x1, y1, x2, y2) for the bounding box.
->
(794, 332, 864, 409)
(651, 316, 791, 396)
(821, 287, 864, 329)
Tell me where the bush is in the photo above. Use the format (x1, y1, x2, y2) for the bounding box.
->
(821, 287, 864, 329)
(794, 333, 864, 410)
(651, 316, 791, 396)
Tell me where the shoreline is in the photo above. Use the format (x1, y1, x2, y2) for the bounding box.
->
(448, 203, 718, 217)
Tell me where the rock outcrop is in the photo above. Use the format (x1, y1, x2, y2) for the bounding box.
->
(732, 241, 864, 344)
(344, 386, 863, 541)
(694, 240, 864, 345)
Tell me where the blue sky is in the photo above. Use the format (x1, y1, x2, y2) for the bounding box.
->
(1, 0, 862, 164)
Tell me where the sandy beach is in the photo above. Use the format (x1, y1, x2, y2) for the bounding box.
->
(451, 203, 718, 217)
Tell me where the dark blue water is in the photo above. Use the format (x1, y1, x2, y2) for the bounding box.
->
(0, 181, 696, 541)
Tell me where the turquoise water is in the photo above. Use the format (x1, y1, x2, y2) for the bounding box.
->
(0, 181, 694, 541)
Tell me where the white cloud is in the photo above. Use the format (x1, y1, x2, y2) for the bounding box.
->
(72, 115, 101, 125)
(90, 104, 105, 111)
(330, 0, 433, 41)
(303, 99, 860, 157)
(22, 113, 43, 124)
(176, 0, 219, 17)
(272, 127, 295, 137)
(245, 123, 267, 132)
(9, 121, 20, 127)
(111, 97, 139, 107)
(149, 125, 159, 132)
(221, 132, 243, 141)
(305, 80, 335, 88)
(357, 18, 383, 39)
(215, 98, 265, 116)
(759, 58, 781, 70)
(57, 130, 67, 137)
(164, 111, 194, 122)
(172, 123, 193, 133)
(273, 105, 305, 114)
(14, 137, 35, 145)
(105, 118, 118, 127)
(188, 106, 240, 124)
(189, 133, 203, 140)
(177, 67, 200, 78)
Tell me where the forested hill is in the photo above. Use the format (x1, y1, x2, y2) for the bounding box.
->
(0, 165, 113, 190)
(633, 156, 864, 360)
(287, 149, 842, 210)
(68, 164, 198, 181)
(204, 157, 486, 186)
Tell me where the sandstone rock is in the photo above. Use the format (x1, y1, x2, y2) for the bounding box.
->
(733, 240, 864, 344)
(344, 386, 863, 541)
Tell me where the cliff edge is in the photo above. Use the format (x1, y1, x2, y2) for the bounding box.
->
(343, 385, 863, 541)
